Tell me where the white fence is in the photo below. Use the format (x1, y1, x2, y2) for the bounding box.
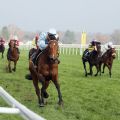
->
(4, 44, 120, 60)
(0, 86, 45, 120)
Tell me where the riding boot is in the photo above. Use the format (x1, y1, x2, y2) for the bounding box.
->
(32, 49, 41, 66)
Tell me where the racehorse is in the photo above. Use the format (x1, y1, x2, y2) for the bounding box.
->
(99, 47, 116, 78)
(0, 44, 5, 58)
(82, 42, 101, 76)
(29, 39, 63, 107)
(7, 41, 19, 72)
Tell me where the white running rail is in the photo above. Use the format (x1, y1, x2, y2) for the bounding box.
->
(0, 86, 45, 120)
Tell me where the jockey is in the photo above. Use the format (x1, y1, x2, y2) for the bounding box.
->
(107, 42, 113, 49)
(85, 39, 101, 57)
(32, 34, 39, 49)
(32, 28, 60, 66)
(0, 37, 5, 46)
(102, 41, 114, 54)
(8, 35, 20, 55)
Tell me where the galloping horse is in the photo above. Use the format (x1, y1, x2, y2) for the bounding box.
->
(82, 42, 101, 76)
(29, 39, 63, 107)
(7, 40, 19, 72)
(0, 44, 5, 58)
(99, 47, 116, 77)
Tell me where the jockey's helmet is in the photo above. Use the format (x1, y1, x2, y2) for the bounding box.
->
(48, 28, 57, 35)
(13, 35, 18, 41)
(91, 39, 97, 46)
(108, 42, 113, 48)
(55, 34, 59, 40)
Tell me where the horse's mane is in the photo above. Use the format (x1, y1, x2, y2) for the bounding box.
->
(103, 48, 112, 56)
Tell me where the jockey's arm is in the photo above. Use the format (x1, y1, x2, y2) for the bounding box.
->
(94, 45, 97, 51)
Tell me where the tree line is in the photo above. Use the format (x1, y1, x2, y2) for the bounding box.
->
(0, 25, 120, 44)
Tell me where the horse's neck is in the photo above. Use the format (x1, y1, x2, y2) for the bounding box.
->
(10, 47, 17, 54)
(38, 50, 48, 63)
(102, 50, 111, 60)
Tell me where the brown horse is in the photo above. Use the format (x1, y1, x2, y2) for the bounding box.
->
(7, 41, 19, 72)
(29, 39, 63, 107)
(0, 44, 5, 58)
(100, 47, 116, 77)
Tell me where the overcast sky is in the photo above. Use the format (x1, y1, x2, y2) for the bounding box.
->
(0, 0, 120, 33)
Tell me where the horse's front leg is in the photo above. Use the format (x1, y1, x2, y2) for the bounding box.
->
(29, 61, 43, 107)
(38, 75, 48, 105)
(8, 61, 12, 72)
(2, 52, 4, 58)
(12, 61, 17, 72)
(83, 61, 87, 76)
(52, 77, 63, 106)
(102, 64, 106, 73)
(42, 80, 50, 98)
(107, 64, 112, 78)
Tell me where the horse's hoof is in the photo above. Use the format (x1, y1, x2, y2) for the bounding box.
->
(85, 74, 87, 77)
(25, 74, 32, 80)
(39, 103, 44, 107)
(58, 100, 64, 106)
(12, 68, 15, 72)
(94, 74, 98, 76)
(9, 71, 12, 73)
(87, 73, 91, 75)
(43, 92, 49, 98)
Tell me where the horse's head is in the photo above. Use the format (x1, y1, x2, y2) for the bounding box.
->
(9, 40, 16, 48)
(111, 48, 116, 59)
(108, 48, 116, 59)
(47, 40, 58, 63)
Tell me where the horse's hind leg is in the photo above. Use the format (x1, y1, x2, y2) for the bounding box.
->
(102, 64, 105, 73)
(13, 61, 17, 72)
(94, 64, 100, 76)
(52, 79, 63, 105)
(88, 65, 93, 76)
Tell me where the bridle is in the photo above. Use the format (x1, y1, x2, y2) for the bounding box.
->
(47, 40, 58, 63)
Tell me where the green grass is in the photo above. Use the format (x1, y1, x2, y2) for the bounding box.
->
(0, 50, 120, 120)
